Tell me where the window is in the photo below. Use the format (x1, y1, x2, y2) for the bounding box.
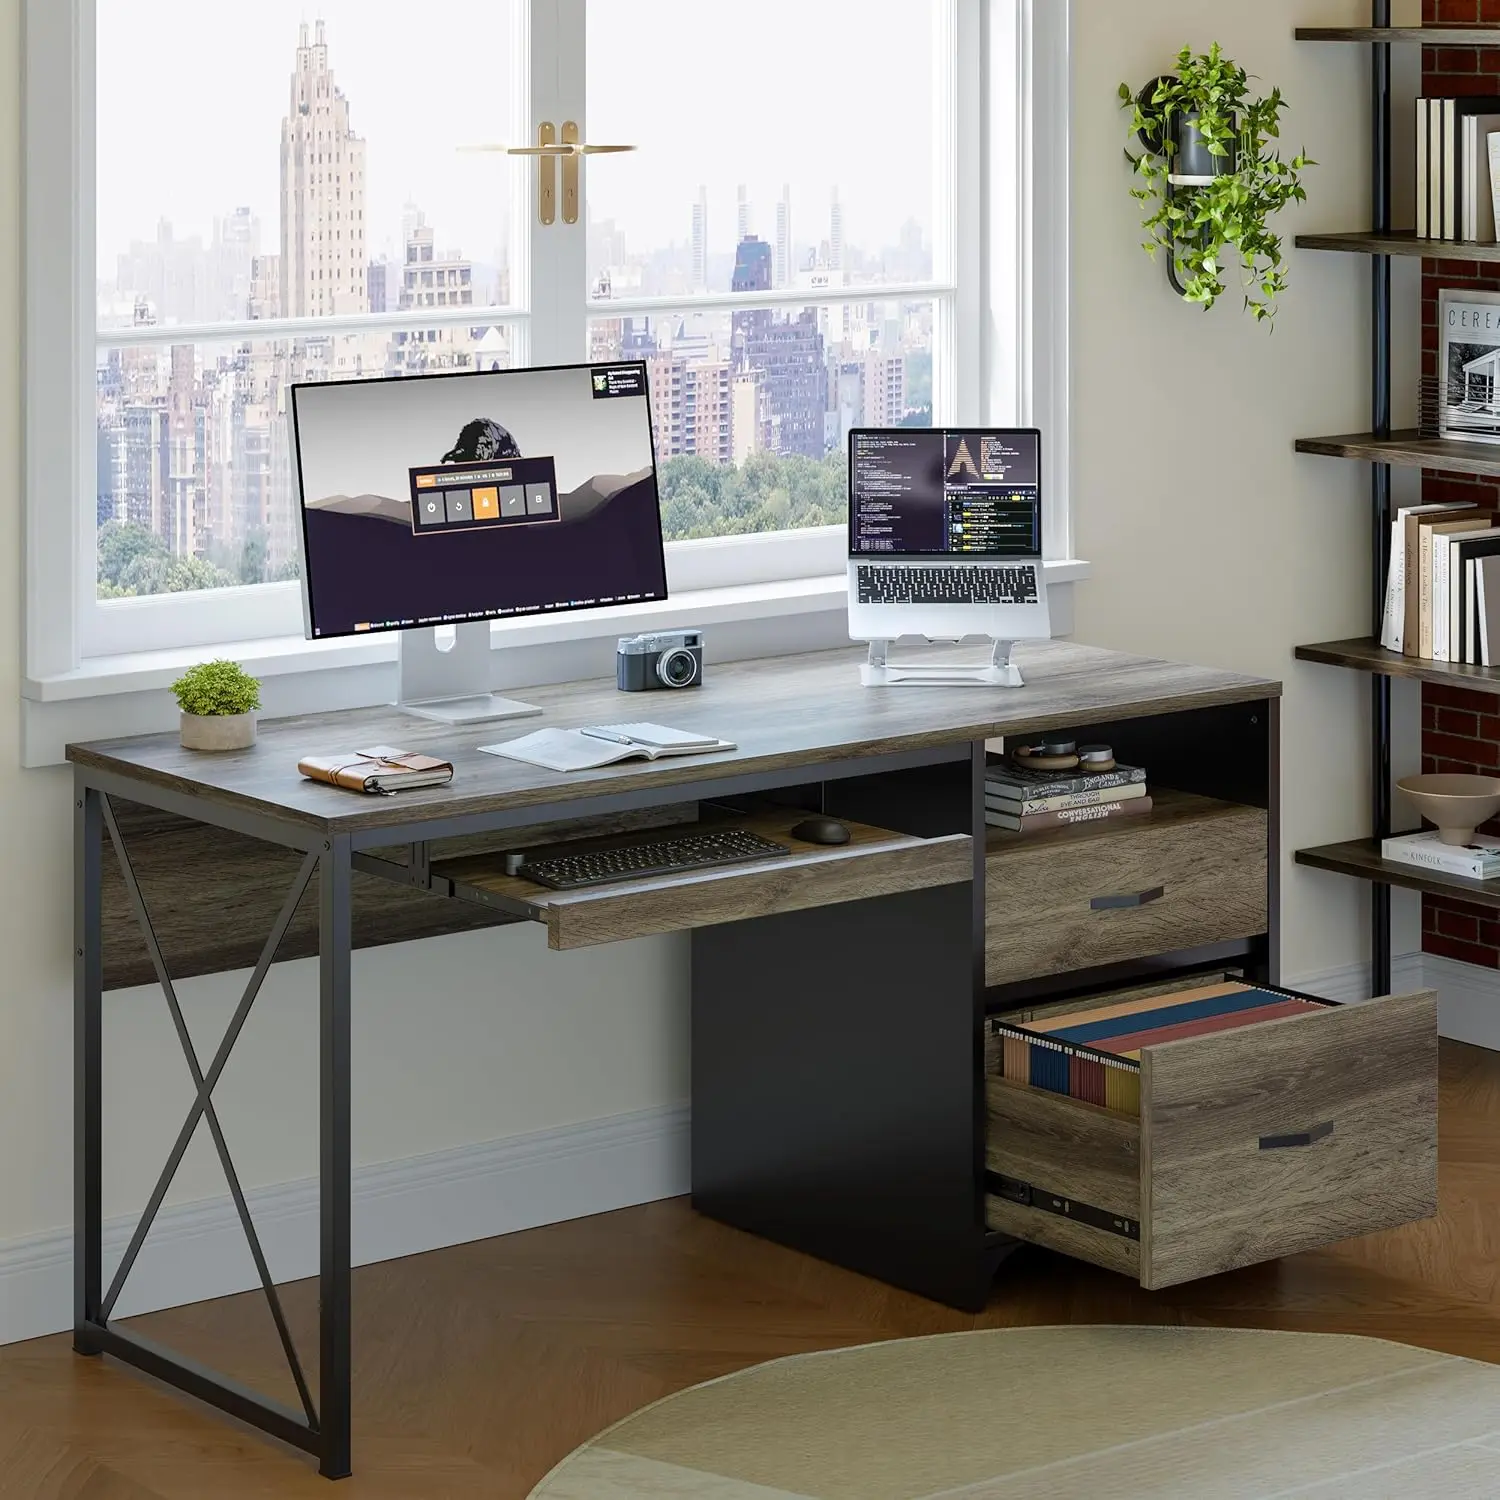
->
(24, 0, 1066, 678)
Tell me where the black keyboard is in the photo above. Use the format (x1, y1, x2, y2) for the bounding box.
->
(514, 829, 788, 890)
(857, 563, 1039, 606)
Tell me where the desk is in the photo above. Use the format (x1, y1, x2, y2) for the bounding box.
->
(69, 640, 1281, 1478)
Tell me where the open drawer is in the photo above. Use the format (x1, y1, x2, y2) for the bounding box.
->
(985, 985, 1438, 1289)
(433, 809, 972, 951)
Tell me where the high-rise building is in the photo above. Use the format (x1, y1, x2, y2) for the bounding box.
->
(115, 220, 212, 327)
(774, 185, 793, 289)
(731, 236, 774, 366)
(368, 257, 392, 314)
(829, 187, 844, 273)
(647, 350, 733, 463)
(395, 211, 475, 371)
(248, 255, 281, 321)
(280, 20, 368, 318)
(211, 208, 261, 321)
(166, 344, 205, 558)
(737, 185, 751, 242)
(740, 310, 826, 458)
(691, 186, 709, 291)
(732, 372, 768, 465)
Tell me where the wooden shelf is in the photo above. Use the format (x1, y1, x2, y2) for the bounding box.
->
(1295, 637, 1500, 694)
(1296, 231, 1500, 261)
(1296, 838, 1500, 908)
(1297, 27, 1500, 44)
(1295, 431, 1500, 477)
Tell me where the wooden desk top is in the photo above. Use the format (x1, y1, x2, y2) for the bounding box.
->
(68, 641, 1279, 838)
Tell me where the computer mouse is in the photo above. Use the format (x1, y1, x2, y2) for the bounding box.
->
(791, 816, 852, 846)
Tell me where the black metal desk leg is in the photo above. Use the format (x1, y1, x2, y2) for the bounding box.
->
(74, 780, 104, 1353)
(319, 834, 354, 1479)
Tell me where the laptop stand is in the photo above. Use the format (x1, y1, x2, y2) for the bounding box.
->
(860, 639, 1025, 689)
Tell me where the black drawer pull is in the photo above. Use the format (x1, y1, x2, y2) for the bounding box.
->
(1259, 1121, 1335, 1151)
(1091, 885, 1165, 911)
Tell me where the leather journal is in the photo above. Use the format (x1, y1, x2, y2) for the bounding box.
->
(298, 746, 454, 795)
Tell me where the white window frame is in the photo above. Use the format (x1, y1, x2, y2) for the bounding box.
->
(23, 0, 1073, 690)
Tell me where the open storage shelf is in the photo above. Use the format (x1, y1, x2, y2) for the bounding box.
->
(1296, 230, 1500, 260)
(1297, 838, 1500, 908)
(1296, 26, 1500, 43)
(1296, 431, 1500, 476)
(1294, 637, 1500, 694)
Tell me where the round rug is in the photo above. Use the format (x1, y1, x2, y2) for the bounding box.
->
(529, 1325, 1500, 1500)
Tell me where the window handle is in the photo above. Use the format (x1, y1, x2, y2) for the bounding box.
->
(463, 123, 636, 225)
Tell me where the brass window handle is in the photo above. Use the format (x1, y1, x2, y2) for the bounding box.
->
(463, 123, 636, 225)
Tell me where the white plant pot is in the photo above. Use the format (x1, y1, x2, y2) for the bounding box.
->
(179, 710, 257, 752)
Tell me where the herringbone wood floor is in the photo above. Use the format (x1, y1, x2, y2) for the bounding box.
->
(3, 1040, 1497, 1498)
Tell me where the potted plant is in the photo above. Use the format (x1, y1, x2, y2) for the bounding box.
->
(1120, 44, 1314, 322)
(171, 659, 262, 751)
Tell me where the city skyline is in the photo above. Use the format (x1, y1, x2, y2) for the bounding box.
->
(96, 2, 937, 292)
(94, 15, 935, 602)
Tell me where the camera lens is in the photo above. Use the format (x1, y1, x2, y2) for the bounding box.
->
(656, 648, 699, 688)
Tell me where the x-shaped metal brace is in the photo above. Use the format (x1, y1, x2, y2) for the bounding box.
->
(97, 795, 321, 1430)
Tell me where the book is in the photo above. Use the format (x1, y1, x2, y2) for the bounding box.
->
(1432, 97, 1500, 239)
(1405, 507, 1479, 654)
(1418, 99, 1431, 239)
(1382, 830, 1500, 880)
(986, 782, 1149, 816)
(1481, 555, 1500, 666)
(1490, 132, 1500, 248)
(1463, 113, 1500, 240)
(481, 723, 736, 772)
(1381, 502, 1476, 651)
(1417, 514, 1494, 657)
(298, 746, 454, 795)
(1450, 530, 1500, 663)
(984, 762, 1146, 799)
(986, 794, 1154, 834)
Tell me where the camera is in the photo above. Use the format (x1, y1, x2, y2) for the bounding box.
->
(616, 629, 704, 691)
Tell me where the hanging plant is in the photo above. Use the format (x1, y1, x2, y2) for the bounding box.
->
(1120, 44, 1314, 323)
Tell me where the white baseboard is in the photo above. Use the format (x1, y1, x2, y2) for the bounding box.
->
(1287, 950, 1500, 1051)
(0, 1102, 689, 1348)
(7, 951, 1498, 1351)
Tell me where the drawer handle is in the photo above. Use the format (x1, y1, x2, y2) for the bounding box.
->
(1091, 885, 1165, 911)
(1259, 1121, 1335, 1151)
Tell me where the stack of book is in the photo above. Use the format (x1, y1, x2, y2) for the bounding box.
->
(1379, 501, 1500, 665)
(986, 758, 1150, 835)
(1382, 830, 1500, 881)
(1417, 95, 1500, 241)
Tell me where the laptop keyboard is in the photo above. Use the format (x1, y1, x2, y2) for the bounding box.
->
(856, 564, 1040, 606)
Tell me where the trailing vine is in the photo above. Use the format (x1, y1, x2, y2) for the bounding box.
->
(1120, 44, 1314, 323)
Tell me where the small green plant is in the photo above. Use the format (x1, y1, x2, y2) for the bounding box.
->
(1120, 44, 1314, 323)
(170, 659, 262, 717)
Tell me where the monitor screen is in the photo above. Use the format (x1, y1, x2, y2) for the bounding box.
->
(847, 427, 1042, 558)
(291, 361, 668, 639)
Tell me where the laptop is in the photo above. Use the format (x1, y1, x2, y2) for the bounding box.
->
(847, 426, 1051, 644)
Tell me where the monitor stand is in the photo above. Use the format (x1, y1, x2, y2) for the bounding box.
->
(860, 638, 1025, 689)
(396, 622, 544, 726)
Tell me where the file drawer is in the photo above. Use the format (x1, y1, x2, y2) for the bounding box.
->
(985, 986, 1438, 1288)
(985, 792, 1268, 988)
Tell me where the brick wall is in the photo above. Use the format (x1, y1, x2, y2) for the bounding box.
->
(1420, 0, 1500, 965)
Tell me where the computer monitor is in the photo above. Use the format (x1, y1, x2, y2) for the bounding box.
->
(291, 360, 667, 723)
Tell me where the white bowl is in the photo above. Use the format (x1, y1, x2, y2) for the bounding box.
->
(1397, 773, 1500, 846)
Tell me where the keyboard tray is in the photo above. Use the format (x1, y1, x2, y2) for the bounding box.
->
(432, 809, 972, 951)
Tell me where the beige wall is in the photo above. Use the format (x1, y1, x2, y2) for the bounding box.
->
(1071, 0, 1409, 979)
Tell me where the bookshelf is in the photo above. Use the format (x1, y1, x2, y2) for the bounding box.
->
(1291, 11, 1500, 991)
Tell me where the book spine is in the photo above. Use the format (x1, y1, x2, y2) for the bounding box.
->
(1418, 99, 1429, 240)
(986, 783, 1149, 816)
(1381, 516, 1406, 651)
(1465, 116, 1478, 242)
(988, 796, 1155, 834)
(1419, 526, 1436, 658)
(985, 766, 1146, 799)
(1435, 534, 1452, 662)
(1446, 99, 1458, 240)
(1490, 131, 1500, 247)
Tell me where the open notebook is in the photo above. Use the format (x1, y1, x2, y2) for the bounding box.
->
(480, 722, 736, 773)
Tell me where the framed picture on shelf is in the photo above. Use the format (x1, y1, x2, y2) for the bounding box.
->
(1440, 289, 1500, 446)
